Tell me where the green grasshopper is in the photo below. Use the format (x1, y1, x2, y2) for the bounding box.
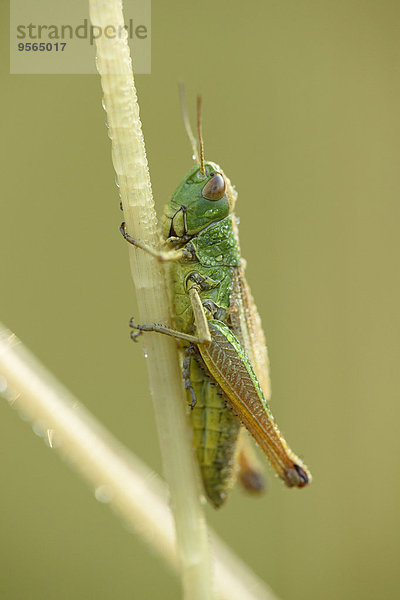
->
(120, 94, 311, 507)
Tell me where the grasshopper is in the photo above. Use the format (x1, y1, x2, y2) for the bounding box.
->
(121, 94, 311, 507)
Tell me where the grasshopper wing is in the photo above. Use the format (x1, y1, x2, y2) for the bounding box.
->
(229, 267, 271, 491)
(228, 215, 272, 490)
(228, 213, 271, 401)
(230, 265, 272, 401)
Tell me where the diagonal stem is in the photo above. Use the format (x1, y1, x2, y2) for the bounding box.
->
(0, 322, 278, 600)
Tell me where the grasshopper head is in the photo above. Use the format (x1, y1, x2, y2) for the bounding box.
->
(162, 161, 237, 240)
(163, 89, 238, 240)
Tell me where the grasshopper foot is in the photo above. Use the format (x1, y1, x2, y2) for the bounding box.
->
(130, 330, 143, 342)
(129, 317, 145, 342)
(120, 221, 131, 241)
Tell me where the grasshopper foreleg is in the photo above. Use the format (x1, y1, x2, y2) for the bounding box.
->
(120, 222, 190, 263)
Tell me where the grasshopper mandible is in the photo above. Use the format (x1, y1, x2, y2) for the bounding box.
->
(121, 93, 311, 507)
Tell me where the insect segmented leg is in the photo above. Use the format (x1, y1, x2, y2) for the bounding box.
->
(129, 288, 212, 346)
(238, 432, 266, 494)
(187, 287, 212, 344)
(185, 271, 219, 292)
(183, 344, 197, 409)
(120, 222, 188, 263)
(129, 318, 202, 345)
(130, 324, 143, 343)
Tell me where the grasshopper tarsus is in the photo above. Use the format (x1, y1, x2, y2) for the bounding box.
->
(239, 467, 266, 494)
(120, 222, 140, 248)
(130, 330, 142, 343)
(129, 317, 152, 331)
(129, 318, 144, 342)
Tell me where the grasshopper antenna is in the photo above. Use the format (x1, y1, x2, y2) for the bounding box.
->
(197, 94, 205, 175)
(179, 82, 199, 163)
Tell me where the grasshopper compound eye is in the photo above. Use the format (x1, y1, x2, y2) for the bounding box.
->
(202, 173, 226, 201)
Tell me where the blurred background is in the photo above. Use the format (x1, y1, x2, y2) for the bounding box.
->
(1, 1, 399, 599)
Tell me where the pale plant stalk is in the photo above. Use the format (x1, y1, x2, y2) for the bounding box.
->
(0, 323, 278, 600)
(88, 1, 213, 598)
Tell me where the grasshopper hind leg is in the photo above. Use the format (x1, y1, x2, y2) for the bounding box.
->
(238, 431, 267, 494)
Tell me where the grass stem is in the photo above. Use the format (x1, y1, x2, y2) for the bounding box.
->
(88, 1, 213, 597)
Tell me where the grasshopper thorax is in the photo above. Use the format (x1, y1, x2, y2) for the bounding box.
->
(162, 161, 237, 242)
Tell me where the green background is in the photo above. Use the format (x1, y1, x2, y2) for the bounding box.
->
(1, 1, 399, 599)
